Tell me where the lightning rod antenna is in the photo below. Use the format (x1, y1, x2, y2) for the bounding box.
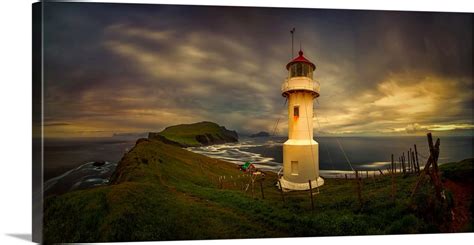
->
(290, 28, 295, 59)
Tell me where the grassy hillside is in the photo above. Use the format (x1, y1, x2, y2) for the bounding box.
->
(148, 121, 238, 147)
(440, 158, 473, 181)
(43, 138, 473, 243)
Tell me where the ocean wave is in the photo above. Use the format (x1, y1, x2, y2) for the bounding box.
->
(358, 161, 391, 169)
(44, 161, 117, 196)
(187, 142, 398, 178)
(187, 141, 282, 172)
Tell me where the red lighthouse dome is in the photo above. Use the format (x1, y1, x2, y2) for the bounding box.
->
(286, 50, 316, 71)
(286, 50, 316, 79)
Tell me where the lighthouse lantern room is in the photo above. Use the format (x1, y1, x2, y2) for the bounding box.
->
(280, 50, 324, 191)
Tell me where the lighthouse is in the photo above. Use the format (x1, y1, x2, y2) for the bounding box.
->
(280, 50, 324, 190)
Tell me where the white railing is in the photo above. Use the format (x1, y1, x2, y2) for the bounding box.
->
(281, 78, 320, 94)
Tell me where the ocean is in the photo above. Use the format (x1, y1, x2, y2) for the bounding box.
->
(43, 138, 136, 196)
(43, 135, 473, 195)
(188, 136, 473, 175)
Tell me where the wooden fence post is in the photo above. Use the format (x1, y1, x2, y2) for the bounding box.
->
(355, 170, 363, 209)
(407, 151, 411, 173)
(378, 169, 384, 176)
(407, 148, 413, 173)
(391, 154, 394, 174)
(411, 133, 442, 200)
(308, 180, 314, 211)
(259, 179, 265, 199)
(414, 144, 420, 173)
(391, 165, 396, 201)
(411, 156, 432, 199)
(428, 134, 443, 201)
(408, 150, 412, 173)
(402, 152, 405, 173)
(399, 157, 402, 173)
(428, 134, 440, 173)
(402, 153, 406, 174)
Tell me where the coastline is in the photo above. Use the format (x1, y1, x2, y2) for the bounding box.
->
(43, 135, 473, 196)
(42, 136, 473, 242)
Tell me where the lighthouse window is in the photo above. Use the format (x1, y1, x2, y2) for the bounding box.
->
(291, 161, 299, 175)
(293, 106, 299, 117)
(290, 64, 297, 77)
(303, 64, 309, 76)
(296, 63, 303, 76)
(289, 63, 313, 78)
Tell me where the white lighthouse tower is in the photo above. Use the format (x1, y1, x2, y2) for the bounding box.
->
(280, 49, 324, 190)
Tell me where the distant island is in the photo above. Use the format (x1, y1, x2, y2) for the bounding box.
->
(148, 121, 238, 147)
(250, 131, 270, 138)
(42, 121, 473, 243)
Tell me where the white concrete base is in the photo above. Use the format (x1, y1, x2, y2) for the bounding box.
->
(279, 176, 324, 192)
(282, 140, 320, 184)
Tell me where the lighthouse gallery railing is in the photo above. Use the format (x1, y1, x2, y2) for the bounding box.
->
(281, 79, 320, 95)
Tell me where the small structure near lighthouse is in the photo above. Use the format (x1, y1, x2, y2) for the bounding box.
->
(280, 50, 324, 191)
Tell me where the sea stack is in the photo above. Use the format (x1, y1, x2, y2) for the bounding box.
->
(280, 49, 324, 190)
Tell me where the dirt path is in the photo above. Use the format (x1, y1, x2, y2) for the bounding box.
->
(444, 179, 473, 232)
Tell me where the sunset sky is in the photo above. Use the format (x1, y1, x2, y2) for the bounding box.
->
(42, 3, 473, 138)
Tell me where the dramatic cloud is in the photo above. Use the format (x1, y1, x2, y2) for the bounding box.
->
(41, 3, 473, 138)
(314, 73, 473, 135)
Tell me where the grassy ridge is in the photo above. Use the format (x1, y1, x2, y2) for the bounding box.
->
(43, 138, 473, 243)
(44, 139, 282, 243)
(439, 158, 473, 181)
(149, 121, 238, 147)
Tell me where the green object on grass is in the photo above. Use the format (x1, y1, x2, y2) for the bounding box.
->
(242, 161, 251, 170)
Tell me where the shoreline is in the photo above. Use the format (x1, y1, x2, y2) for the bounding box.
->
(42, 138, 473, 242)
(43, 134, 472, 195)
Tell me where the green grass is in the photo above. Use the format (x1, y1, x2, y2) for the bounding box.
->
(439, 158, 473, 182)
(151, 121, 238, 146)
(43, 140, 473, 243)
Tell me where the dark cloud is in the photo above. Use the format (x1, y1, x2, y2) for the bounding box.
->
(41, 2, 473, 137)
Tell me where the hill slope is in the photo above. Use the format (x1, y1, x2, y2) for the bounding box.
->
(148, 121, 238, 147)
(43, 138, 473, 243)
